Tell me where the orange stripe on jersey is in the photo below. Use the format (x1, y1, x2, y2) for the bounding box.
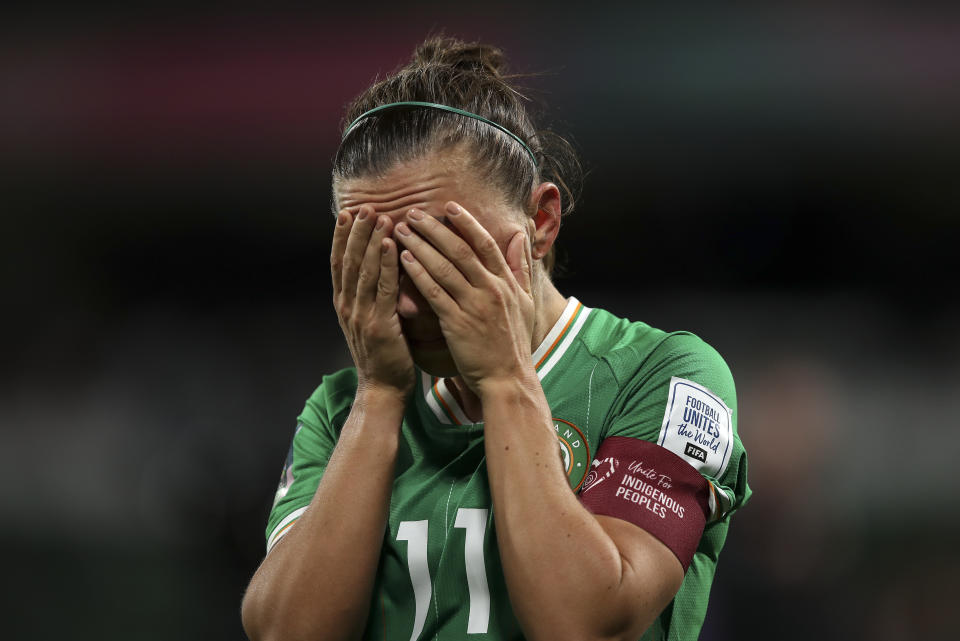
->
(433, 378, 461, 426)
(707, 481, 719, 520)
(536, 301, 583, 370)
(274, 518, 299, 542)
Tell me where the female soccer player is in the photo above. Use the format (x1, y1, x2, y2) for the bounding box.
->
(241, 37, 750, 641)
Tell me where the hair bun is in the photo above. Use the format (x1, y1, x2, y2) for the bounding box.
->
(412, 36, 506, 77)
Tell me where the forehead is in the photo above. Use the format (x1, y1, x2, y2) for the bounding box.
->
(333, 151, 517, 222)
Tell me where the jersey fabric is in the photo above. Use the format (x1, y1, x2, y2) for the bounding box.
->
(266, 297, 751, 641)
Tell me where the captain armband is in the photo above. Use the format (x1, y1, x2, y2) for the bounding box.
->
(578, 436, 713, 572)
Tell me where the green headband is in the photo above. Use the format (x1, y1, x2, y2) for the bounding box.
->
(341, 101, 538, 167)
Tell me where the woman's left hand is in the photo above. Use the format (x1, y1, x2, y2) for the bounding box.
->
(395, 201, 536, 396)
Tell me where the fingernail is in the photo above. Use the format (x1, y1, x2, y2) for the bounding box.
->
(407, 209, 424, 221)
(375, 216, 385, 231)
(445, 203, 461, 215)
(336, 212, 348, 226)
(395, 222, 411, 236)
(401, 250, 416, 263)
(357, 209, 369, 221)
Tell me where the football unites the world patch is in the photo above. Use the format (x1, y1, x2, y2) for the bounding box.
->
(657, 377, 733, 478)
(554, 418, 590, 491)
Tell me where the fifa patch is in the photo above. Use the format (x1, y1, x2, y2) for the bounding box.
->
(554, 418, 590, 491)
(657, 377, 733, 478)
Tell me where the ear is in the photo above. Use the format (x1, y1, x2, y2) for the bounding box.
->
(527, 182, 562, 261)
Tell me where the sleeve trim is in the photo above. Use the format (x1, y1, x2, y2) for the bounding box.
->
(266, 506, 307, 554)
(706, 481, 734, 522)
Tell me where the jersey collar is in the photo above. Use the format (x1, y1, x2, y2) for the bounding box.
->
(420, 297, 591, 425)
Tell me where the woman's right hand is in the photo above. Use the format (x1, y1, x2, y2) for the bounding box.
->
(331, 206, 415, 400)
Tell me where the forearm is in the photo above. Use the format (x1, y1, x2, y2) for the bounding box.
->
(481, 375, 657, 641)
(242, 387, 404, 641)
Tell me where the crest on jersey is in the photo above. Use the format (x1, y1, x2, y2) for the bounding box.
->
(554, 418, 590, 491)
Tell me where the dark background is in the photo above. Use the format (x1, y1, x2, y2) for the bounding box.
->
(2, 2, 958, 638)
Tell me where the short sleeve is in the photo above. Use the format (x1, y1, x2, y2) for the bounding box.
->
(600, 333, 750, 521)
(264, 369, 357, 553)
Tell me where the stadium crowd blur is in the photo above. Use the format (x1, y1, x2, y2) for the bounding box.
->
(2, 3, 957, 639)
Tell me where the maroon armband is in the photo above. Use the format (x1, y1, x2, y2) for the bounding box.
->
(578, 436, 712, 572)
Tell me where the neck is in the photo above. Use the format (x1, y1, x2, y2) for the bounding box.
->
(447, 280, 568, 424)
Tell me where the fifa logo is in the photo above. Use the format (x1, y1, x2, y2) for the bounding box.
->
(684, 442, 708, 463)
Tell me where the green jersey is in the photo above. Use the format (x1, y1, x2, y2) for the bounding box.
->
(267, 297, 751, 640)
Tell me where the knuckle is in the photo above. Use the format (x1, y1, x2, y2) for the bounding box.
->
(434, 259, 456, 281)
(425, 283, 444, 300)
(478, 236, 498, 255)
(453, 241, 474, 262)
(476, 272, 496, 289)
(348, 315, 363, 333)
(377, 279, 395, 298)
(367, 322, 387, 340)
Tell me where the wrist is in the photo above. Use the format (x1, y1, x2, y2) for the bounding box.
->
(353, 380, 410, 423)
(475, 365, 542, 406)
(356, 377, 412, 403)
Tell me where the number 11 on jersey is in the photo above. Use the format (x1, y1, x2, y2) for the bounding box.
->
(396, 508, 490, 641)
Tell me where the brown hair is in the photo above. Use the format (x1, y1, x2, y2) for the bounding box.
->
(333, 36, 582, 275)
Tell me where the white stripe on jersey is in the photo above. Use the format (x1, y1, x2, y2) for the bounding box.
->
(266, 506, 308, 553)
(537, 303, 591, 382)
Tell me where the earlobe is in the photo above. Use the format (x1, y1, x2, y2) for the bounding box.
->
(529, 183, 562, 260)
(532, 210, 552, 259)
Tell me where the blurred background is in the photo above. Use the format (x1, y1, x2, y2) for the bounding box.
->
(2, 1, 958, 638)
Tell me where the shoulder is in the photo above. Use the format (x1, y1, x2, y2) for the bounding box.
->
(620, 330, 736, 426)
(300, 367, 359, 427)
(580, 305, 732, 393)
(645, 332, 734, 390)
(583, 307, 744, 496)
(312, 366, 360, 398)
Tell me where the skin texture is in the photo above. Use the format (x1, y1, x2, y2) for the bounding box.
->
(241, 147, 684, 641)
